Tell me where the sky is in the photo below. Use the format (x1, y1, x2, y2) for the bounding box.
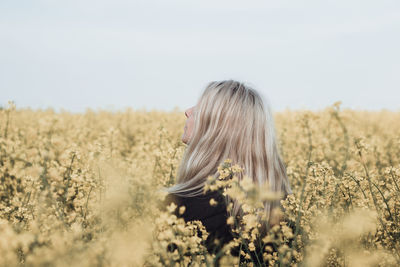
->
(1, 0, 399, 113)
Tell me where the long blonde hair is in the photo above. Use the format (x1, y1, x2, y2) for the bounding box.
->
(167, 80, 292, 225)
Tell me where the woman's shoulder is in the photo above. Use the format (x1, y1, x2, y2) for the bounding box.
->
(161, 190, 228, 223)
(176, 190, 224, 207)
(160, 192, 181, 215)
(162, 190, 225, 210)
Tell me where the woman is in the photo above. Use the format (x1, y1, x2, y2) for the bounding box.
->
(163, 80, 293, 262)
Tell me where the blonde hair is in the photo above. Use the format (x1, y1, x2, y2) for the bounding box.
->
(167, 80, 292, 226)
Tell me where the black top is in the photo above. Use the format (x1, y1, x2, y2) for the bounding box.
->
(161, 190, 292, 266)
(162, 190, 234, 254)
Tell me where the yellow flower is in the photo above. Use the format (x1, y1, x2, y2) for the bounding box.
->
(209, 198, 217, 206)
(240, 176, 254, 192)
(179, 206, 186, 215)
(248, 242, 256, 251)
(167, 202, 177, 213)
(223, 158, 232, 164)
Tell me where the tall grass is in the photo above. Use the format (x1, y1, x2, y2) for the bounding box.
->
(0, 101, 399, 266)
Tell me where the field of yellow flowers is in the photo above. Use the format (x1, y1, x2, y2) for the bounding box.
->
(0, 101, 399, 267)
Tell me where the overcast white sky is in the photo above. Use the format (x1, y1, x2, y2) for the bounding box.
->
(1, 0, 399, 113)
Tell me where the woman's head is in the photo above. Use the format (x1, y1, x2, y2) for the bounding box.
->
(169, 80, 292, 225)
